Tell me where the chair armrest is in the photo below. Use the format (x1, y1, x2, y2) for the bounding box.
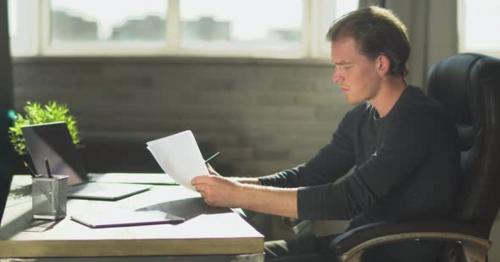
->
(330, 221, 491, 262)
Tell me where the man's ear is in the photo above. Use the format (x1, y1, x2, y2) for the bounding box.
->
(376, 54, 391, 76)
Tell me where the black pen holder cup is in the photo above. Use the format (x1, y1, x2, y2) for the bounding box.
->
(32, 175, 68, 220)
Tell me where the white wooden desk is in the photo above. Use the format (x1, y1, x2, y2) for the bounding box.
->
(0, 174, 264, 261)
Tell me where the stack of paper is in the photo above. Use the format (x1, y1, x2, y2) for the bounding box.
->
(146, 130, 208, 191)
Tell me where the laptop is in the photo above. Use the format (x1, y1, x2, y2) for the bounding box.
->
(22, 122, 150, 200)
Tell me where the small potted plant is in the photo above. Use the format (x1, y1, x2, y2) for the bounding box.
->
(9, 101, 80, 156)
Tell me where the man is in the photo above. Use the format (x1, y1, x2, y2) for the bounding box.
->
(192, 6, 460, 261)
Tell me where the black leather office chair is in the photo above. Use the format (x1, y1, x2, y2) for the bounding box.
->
(329, 53, 500, 262)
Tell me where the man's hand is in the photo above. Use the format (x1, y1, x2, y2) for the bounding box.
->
(192, 167, 299, 218)
(191, 175, 242, 207)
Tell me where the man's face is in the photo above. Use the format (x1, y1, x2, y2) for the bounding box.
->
(330, 37, 382, 105)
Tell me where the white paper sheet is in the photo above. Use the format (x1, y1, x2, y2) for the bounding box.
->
(146, 130, 208, 191)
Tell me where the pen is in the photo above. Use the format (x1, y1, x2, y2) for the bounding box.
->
(45, 158, 53, 178)
(204, 152, 221, 164)
(24, 161, 38, 178)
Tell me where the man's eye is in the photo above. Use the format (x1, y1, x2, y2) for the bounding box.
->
(333, 64, 353, 72)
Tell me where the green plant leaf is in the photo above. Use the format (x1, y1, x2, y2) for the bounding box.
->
(8, 101, 81, 155)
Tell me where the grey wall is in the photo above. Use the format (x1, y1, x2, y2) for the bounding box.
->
(12, 57, 349, 175)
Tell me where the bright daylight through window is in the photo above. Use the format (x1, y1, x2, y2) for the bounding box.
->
(180, 0, 302, 52)
(460, 0, 500, 57)
(50, 0, 167, 46)
(7, 0, 16, 38)
(8, 0, 359, 58)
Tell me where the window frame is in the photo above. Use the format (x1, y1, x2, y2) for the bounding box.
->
(9, 0, 40, 57)
(11, 0, 351, 59)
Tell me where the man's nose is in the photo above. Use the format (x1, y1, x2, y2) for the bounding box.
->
(332, 70, 343, 84)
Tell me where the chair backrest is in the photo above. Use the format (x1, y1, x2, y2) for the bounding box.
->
(426, 53, 500, 237)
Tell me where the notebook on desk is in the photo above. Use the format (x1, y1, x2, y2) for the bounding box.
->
(22, 122, 150, 201)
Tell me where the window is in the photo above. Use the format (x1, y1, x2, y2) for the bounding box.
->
(50, 0, 167, 45)
(315, 0, 359, 57)
(180, 0, 302, 53)
(8, 0, 358, 58)
(459, 0, 500, 57)
(8, 0, 38, 57)
(8, 0, 16, 38)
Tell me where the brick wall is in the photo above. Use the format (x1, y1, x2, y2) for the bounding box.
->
(13, 58, 500, 253)
(12, 57, 350, 176)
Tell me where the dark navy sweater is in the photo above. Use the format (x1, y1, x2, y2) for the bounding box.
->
(259, 86, 460, 261)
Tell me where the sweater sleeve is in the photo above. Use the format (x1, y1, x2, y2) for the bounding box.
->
(297, 108, 434, 220)
(259, 110, 356, 188)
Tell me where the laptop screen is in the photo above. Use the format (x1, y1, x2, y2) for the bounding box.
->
(22, 122, 87, 186)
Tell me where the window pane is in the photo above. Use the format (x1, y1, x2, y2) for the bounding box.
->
(8, 0, 16, 38)
(50, 0, 167, 45)
(462, 0, 500, 52)
(180, 0, 302, 52)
